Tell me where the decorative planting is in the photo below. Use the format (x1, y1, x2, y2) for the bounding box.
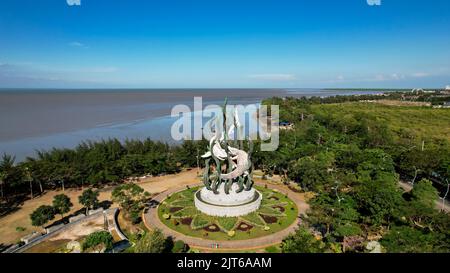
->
(157, 186, 298, 241)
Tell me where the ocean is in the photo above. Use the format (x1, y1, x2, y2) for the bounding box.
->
(0, 88, 385, 161)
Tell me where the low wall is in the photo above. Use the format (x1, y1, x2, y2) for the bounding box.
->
(7, 209, 108, 253)
(112, 208, 128, 241)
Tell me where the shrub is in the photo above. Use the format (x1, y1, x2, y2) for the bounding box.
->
(134, 229, 167, 253)
(30, 205, 55, 228)
(82, 231, 113, 252)
(172, 240, 189, 253)
(16, 226, 26, 232)
(281, 227, 325, 253)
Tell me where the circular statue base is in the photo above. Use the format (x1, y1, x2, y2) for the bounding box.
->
(194, 183, 262, 217)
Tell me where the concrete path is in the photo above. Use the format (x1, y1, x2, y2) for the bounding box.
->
(143, 181, 309, 251)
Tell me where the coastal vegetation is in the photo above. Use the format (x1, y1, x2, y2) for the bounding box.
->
(257, 92, 450, 253)
(0, 139, 207, 216)
(0, 90, 449, 252)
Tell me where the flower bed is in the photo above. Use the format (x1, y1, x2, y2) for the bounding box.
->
(157, 186, 298, 241)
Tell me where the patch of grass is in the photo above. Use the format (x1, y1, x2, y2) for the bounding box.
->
(265, 245, 282, 253)
(172, 207, 199, 218)
(258, 206, 286, 217)
(191, 214, 213, 230)
(313, 102, 450, 142)
(240, 212, 266, 227)
(215, 217, 239, 232)
(169, 200, 193, 207)
(15, 226, 26, 232)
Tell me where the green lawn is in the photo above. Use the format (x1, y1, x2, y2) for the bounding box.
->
(157, 186, 298, 241)
(313, 102, 450, 141)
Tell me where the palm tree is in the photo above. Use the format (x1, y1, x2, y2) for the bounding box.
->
(0, 154, 16, 201)
(24, 167, 34, 199)
(0, 171, 5, 200)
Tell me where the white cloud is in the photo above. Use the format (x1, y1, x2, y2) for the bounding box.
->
(248, 73, 297, 81)
(68, 41, 88, 48)
(67, 0, 81, 6)
(336, 75, 345, 81)
(411, 72, 430, 78)
(83, 66, 119, 73)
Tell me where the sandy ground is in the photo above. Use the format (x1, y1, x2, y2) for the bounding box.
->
(50, 218, 105, 241)
(0, 169, 201, 245)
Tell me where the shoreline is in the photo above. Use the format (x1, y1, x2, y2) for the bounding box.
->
(0, 89, 391, 161)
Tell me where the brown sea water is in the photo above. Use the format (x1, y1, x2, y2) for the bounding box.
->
(0, 88, 383, 161)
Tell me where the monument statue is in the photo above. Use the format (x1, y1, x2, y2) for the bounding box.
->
(194, 99, 261, 217)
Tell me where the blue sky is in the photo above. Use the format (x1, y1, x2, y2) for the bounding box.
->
(0, 0, 449, 88)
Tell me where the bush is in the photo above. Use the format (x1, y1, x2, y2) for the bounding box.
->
(30, 205, 56, 227)
(134, 229, 167, 253)
(172, 240, 189, 253)
(82, 231, 114, 252)
(281, 227, 325, 253)
(15, 226, 26, 232)
(129, 203, 143, 224)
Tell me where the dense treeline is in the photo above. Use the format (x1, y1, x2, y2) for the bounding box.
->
(260, 95, 450, 253)
(259, 95, 449, 187)
(1, 92, 449, 253)
(0, 138, 207, 215)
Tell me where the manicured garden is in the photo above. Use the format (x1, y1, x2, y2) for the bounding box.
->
(157, 186, 298, 241)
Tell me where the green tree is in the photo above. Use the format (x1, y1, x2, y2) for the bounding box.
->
(291, 152, 335, 191)
(30, 205, 55, 228)
(82, 231, 114, 252)
(281, 227, 325, 253)
(410, 179, 439, 208)
(0, 154, 21, 201)
(111, 183, 149, 223)
(0, 170, 5, 200)
(355, 172, 403, 226)
(380, 226, 443, 253)
(52, 194, 73, 219)
(172, 240, 189, 253)
(134, 229, 168, 253)
(78, 188, 99, 214)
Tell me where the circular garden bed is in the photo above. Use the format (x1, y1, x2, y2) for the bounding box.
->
(157, 186, 298, 241)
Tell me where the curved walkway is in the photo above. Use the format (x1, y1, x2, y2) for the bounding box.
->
(143, 181, 309, 251)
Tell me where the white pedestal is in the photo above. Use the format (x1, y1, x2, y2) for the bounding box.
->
(194, 184, 262, 217)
